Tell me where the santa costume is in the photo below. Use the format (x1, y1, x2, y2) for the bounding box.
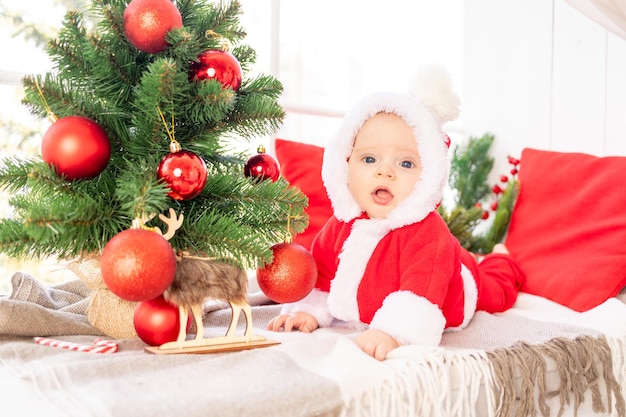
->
(282, 66, 524, 346)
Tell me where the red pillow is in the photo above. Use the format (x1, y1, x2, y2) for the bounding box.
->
(505, 148, 626, 311)
(274, 139, 333, 250)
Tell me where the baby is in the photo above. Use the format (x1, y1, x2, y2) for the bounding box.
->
(268, 66, 524, 360)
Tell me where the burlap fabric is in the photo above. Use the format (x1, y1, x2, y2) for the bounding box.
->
(67, 255, 138, 338)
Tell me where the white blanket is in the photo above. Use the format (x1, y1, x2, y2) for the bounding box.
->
(1, 273, 625, 417)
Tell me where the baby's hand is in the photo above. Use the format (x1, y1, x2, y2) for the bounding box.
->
(267, 312, 320, 333)
(354, 329, 400, 361)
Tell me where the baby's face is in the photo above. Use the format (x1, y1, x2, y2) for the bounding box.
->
(347, 113, 422, 219)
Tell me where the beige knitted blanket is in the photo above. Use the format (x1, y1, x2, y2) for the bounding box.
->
(1, 272, 625, 417)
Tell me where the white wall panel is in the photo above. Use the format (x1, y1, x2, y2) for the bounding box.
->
(463, 0, 553, 179)
(464, 0, 626, 168)
(551, 1, 606, 155)
(605, 33, 626, 156)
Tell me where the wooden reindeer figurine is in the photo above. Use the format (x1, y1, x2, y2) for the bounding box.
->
(144, 209, 277, 354)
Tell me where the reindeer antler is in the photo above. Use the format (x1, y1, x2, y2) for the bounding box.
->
(131, 212, 156, 230)
(156, 208, 184, 240)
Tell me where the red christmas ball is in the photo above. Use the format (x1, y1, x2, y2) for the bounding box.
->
(41, 116, 110, 181)
(134, 295, 190, 346)
(244, 146, 280, 182)
(190, 49, 243, 91)
(123, 0, 183, 54)
(157, 150, 208, 200)
(256, 242, 317, 304)
(101, 229, 177, 302)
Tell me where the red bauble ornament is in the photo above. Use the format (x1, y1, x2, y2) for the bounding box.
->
(134, 295, 191, 346)
(123, 0, 183, 54)
(256, 242, 317, 304)
(41, 116, 110, 181)
(101, 229, 177, 302)
(157, 143, 208, 200)
(244, 145, 280, 182)
(189, 49, 243, 91)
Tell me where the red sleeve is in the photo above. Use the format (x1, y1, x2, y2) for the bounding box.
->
(309, 216, 349, 292)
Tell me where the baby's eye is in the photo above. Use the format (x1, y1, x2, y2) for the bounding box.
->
(400, 160, 414, 169)
(364, 156, 376, 163)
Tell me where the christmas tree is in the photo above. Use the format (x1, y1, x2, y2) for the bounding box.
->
(0, 0, 308, 274)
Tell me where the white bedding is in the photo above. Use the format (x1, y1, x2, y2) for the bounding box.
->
(1, 274, 625, 417)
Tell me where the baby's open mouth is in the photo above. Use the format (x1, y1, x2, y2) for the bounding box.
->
(372, 187, 393, 204)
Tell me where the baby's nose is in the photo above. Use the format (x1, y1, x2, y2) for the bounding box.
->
(376, 164, 395, 178)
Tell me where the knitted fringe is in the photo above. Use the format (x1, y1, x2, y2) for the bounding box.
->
(348, 348, 496, 417)
(607, 336, 626, 416)
(487, 335, 626, 417)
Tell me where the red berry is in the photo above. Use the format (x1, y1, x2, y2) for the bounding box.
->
(492, 184, 503, 194)
(508, 156, 520, 165)
(481, 211, 490, 220)
(490, 201, 499, 211)
(499, 175, 508, 183)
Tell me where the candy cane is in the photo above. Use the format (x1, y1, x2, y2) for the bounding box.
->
(33, 337, 118, 354)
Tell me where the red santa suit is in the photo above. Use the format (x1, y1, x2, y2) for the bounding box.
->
(282, 66, 524, 346)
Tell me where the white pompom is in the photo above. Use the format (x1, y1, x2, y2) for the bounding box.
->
(408, 65, 460, 124)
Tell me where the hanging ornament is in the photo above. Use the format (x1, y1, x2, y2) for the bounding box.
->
(189, 49, 243, 91)
(157, 142, 208, 200)
(101, 228, 177, 302)
(244, 145, 280, 182)
(134, 295, 191, 346)
(257, 241, 317, 304)
(41, 115, 111, 181)
(155, 107, 208, 200)
(123, 0, 183, 54)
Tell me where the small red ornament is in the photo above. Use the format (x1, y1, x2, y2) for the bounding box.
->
(510, 168, 518, 176)
(41, 116, 110, 181)
(157, 142, 208, 200)
(490, 201, 499, 211)
(189, 49, 243, 91)
(481, 211, 490, 220)
(123, 0, 183, 54)
(244, 145, 280, 182)
(492, 184, 503, 194)
(101, 228, 177, 302)
(499, 175, 509, 183)
(256, 242, 317, 304)
(134, 295, 191, 346)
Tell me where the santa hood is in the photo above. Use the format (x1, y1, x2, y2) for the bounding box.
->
(321, 65, 461, 229)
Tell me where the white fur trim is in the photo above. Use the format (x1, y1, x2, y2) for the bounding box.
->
(369, 291, 446, 346)
(446, 264, 478, 331)
(327, 218, 390, 322)
(281, 288, 334, 327)
(321, 88, 454, 229)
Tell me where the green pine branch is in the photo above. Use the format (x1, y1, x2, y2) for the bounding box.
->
(442, 133, 519, 254)
(450, 133, 494, 209)
(0, 0, 308, 270)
